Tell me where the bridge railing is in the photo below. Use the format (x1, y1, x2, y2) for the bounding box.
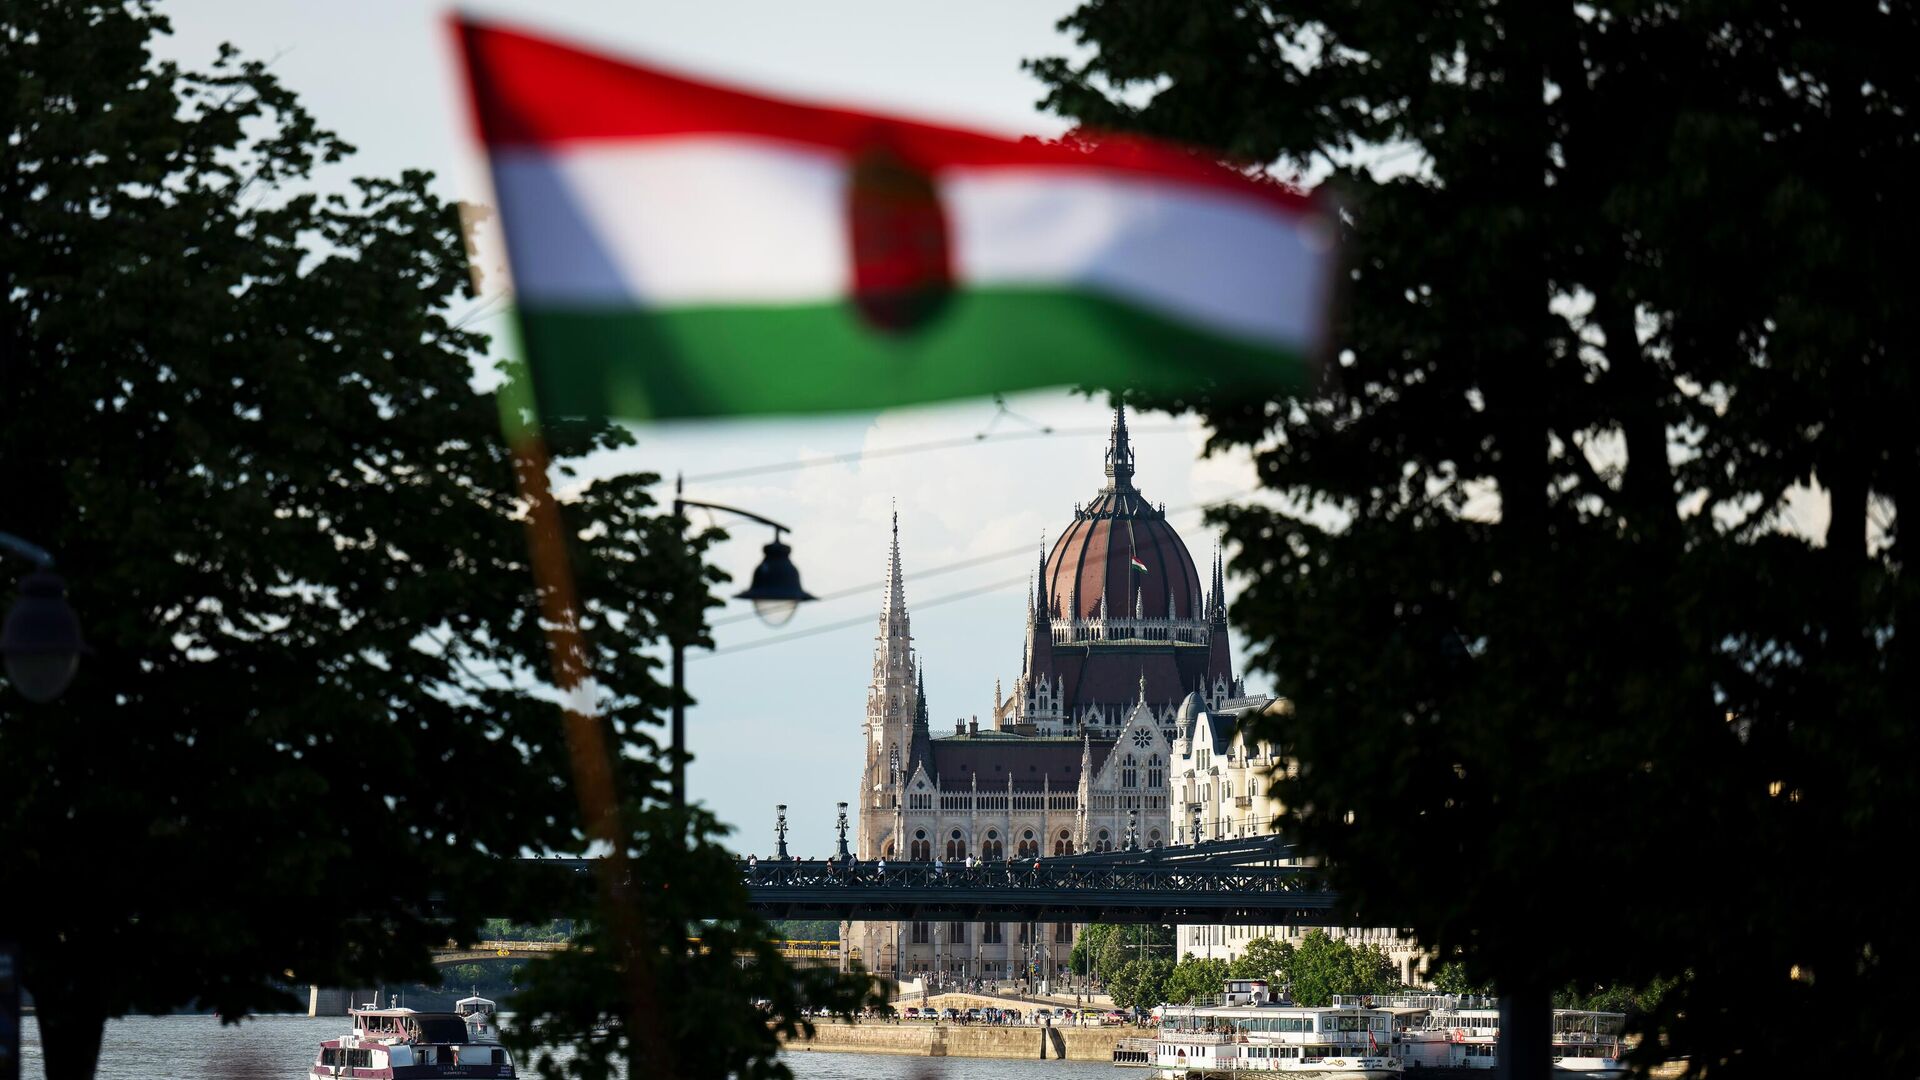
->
(738, 859, 1327, 894)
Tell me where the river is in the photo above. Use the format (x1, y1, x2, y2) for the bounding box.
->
(16, 1015, 1127, 1079)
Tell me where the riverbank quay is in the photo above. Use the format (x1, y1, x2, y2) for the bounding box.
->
(781, 1017, 1141, 1060)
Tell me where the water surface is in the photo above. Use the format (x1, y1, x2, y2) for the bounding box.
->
(19, 1014, 1127, 1078)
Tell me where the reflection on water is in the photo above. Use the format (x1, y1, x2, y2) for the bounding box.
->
(19, 1014, 1125, 1079)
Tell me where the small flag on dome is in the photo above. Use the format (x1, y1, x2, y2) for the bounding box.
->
(1130, 556, 1149, 574)
(451, 18, 1337, 421)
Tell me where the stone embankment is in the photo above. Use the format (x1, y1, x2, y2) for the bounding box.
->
(782, 1018, 1139, 1060)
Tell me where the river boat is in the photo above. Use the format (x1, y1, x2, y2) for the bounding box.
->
(1549, 1010, 1627, 1078)
(1154, 979, 1402, 1078)
(455, 992, 502, 1044)
(1344, 994, 1625, 1079)
(311, 1003, 516, 1078)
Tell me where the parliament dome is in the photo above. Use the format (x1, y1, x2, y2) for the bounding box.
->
(1043, 407, 1207, 622)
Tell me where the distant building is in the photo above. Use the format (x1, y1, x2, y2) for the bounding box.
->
(850, 407, 1244, 986)
(1170, 696, 1426, 985)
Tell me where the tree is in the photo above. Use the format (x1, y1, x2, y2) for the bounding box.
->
(1032, 2, 1918, 1074)
(1284, 931, 1355, 1008)
(1430, 962, 1488, 997)
(1228, 937, 1293, 985)
(1107, 956, 1173, 1011)
(1070, 923, 1115, 978)
(1074, 922, 1171, 987)
(1163, 956, 1230, 1005)
(0, 4, 869, 1076)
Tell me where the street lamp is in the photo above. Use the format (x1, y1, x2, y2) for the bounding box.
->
(0, 533, 85, 703)
(670, 477, 816, 811)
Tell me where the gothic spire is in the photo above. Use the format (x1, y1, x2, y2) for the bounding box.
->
(881, 508, 908, 632)
(914, 666, 929, 726)
(1104, 399, 1136, 493)
(1034, 535, 1051, 624)
(1211, 542, 1229, 625)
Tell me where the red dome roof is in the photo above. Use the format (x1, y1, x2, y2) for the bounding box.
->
(1043, 408, 1205, 622)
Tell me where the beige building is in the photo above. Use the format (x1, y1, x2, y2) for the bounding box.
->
(1170, 696, 1426, 985)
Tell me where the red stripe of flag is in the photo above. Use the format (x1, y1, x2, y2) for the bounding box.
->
(450, 17, 1312, 214)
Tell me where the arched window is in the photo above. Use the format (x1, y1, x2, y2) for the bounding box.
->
(1054, 829, 1073, 856)
(1097, 828, 1112, 852)
(910, 829, 930, 861)
(1017, 828, 1038, 858)
(1121, 754, 1138, 788)
(981, 829, 1003, 861)
(946, 828, 967, 861)
(883, 840, 895, 859)
(1148, 828, 1163, 849)
(1147, 754, 1163, 788)
(1249, 779, 1259, 798)
(888, 745, 900, 786)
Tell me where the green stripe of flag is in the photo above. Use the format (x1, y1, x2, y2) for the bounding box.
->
(515, 287, 1309, 421)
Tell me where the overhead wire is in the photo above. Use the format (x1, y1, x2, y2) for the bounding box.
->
(696, 489, 1259, 653)
(678, 423, 1188, 486)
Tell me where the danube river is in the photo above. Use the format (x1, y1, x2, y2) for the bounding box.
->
(17, 1015, 1126, 1078)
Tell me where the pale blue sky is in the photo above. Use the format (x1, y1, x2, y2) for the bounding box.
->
(154, 0, 1267, 855)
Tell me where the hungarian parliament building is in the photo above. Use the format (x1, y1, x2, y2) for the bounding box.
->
(847, 409, 1427, 988)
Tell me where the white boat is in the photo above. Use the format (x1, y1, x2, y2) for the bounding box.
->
(1549, 1009, 1627, 1078)
(1391, 999, 1500, 1073)
(455, 991, 502, 1044)
(1350, 994, 1627, 1079)
(1153, 979, 1402, 1079)
(311, 1002, 516, 1078)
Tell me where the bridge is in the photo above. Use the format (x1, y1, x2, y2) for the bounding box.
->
(738, 836, 1342, 925)
(425, 938, 842, 967)
(429, 940, 570, 966)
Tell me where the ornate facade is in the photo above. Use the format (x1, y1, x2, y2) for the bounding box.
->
(1170, 696, 1426, 984)
(851, 407, 1246, 988)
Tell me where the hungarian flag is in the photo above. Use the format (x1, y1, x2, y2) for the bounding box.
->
(1130, 556, 1149, 574)
(453, 19, 1336, 421)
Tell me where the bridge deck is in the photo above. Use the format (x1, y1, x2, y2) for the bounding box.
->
(741, 840, 1340, 925)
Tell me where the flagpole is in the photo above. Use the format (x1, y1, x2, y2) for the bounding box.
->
(508, 429, 676, 1080)
(449, 40, 670, 1074)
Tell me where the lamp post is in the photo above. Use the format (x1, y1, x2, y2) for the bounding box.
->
(774, 804, 791, 860)
(0, 533, 85, 703)
(671, 477, 815, 812)
(834, 802, 851, 861)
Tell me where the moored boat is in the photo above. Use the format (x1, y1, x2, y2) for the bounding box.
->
(1342, 993, 1626, 1079)
(311, 1003, 516, 1078)
(1154, 979, 1402, 1079)
(455, 992, 502, 1044)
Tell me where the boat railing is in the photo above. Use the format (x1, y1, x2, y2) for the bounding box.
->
(1157, 1030, 1239, 1044)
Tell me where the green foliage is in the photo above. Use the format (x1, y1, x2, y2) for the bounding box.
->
(482, 920, 574, 943)
(1069, 923, 1113, 977)
(1074, 923, 1172, 987)
(1227, 937, 1293, 984)
(1107, 956, 1174, 1011)
(1163, 957, 1230, 1005)
(0, 3, 869, 1078)
(1430, 962, 1489, 997)
(1280, 931, 1396, 1007)
(1554, 976, 1676, 1018)
(767, 920, 840, 942)
(504, 831, 886, 1080)
(1032, 3, 1920, 1076)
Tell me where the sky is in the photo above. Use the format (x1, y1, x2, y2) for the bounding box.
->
(151, 0, 1269, 856)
